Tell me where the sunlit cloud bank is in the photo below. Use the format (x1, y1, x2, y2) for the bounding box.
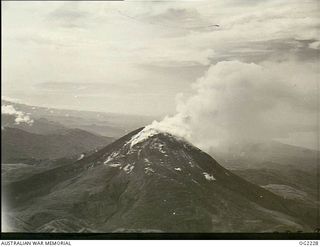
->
(2, 104, 34, 125)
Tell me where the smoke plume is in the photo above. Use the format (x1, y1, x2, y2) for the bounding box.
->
(149, 60, 318, 151)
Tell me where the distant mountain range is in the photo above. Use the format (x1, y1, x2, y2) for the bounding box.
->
(2, 114, 67, 135)
(1, 100, 157, 138)
(210, 141, 319, 171)
(3, 128, 316, 232)
(2, 100, 119, 163)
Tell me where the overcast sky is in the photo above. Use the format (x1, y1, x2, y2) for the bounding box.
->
(2, 0, 319, 149)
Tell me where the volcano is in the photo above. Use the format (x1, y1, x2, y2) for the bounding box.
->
(3, 127, 314, 232)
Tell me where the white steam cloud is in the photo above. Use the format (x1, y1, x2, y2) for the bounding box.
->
(148, 60, 318, 151)
(2, 104, 34, 125)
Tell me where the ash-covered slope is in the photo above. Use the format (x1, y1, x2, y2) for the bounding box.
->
(3, 127, 314, 232)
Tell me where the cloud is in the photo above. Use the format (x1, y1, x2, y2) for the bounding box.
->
(46, 2, 90, 29)
(140, 48, 215, 67)
(149, 60, 319, 150)
(2, 0, 320, 117)
(309, 41, 320, 50)
(2, 104, 34, 125)
(134, 7, 219, 33)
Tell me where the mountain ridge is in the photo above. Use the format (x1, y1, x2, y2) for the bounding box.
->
(1, 127, 114, 163)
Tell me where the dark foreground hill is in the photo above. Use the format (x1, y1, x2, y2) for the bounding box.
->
(1, 127, 113, 163)
(2, 127, 316, 232)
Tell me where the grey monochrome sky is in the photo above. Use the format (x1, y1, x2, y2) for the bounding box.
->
(2, 0, 320, 149)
